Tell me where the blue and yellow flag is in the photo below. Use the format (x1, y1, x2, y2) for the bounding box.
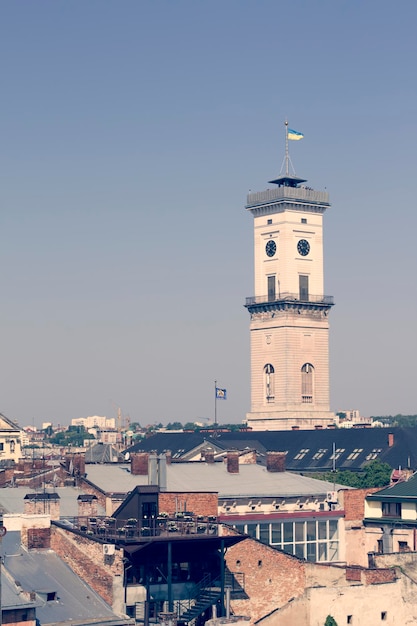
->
(288, 128, 304, 141)
(216, 387, 227, 400)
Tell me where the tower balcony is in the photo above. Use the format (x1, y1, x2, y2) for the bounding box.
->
(245, 293, 334, 308)
(246, 186, 329, 209)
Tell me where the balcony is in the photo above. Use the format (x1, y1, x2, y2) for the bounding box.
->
(245, 292, 334, 307)
(246, 186, 329, 208)
(54, 513, 220, 543)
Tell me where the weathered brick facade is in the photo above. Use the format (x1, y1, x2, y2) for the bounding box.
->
(51, 526, 123, 606)
(341, 487, 381, 521)
(26, 527, 51, 550)
(159, 492, 218, 517)
(225, 536, 306, 622)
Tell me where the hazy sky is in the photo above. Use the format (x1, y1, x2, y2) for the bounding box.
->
(1, 1, 417, 428)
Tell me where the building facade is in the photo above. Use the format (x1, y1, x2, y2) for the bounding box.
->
(245, 137, 335, 430)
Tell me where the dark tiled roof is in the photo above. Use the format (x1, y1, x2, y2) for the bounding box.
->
(126, 427, 417, 473)
(367, 472, 417, 500)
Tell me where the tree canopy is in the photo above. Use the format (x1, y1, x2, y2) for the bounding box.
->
(312, 459, 392, 488)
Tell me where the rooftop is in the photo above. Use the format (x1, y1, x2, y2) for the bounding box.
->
(84, 462, 346, 499)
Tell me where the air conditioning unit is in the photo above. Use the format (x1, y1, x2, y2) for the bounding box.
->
(326, 491, 338, 503)
(103, 544, 115, 556)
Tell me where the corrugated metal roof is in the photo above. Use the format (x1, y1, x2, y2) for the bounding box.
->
(85, 462, 346, 498)
(1, 531, 120, 625)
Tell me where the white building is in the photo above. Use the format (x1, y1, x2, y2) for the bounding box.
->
(71, 415, 116, 430)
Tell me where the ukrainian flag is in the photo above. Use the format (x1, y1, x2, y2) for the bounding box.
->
(288, 128, 304, 141)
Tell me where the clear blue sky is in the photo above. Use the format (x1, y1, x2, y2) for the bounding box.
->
(1, 1, 416, 427)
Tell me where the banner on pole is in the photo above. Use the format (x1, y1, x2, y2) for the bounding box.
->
(215, 387, 227, 400)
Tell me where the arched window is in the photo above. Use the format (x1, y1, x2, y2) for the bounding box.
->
(301, 363, 314, 403)
(264, 364, 275, 402)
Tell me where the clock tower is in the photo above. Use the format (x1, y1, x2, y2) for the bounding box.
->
(245, 127, 335, 430)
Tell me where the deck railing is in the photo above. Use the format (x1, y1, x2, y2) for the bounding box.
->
(245, 293, 334, 306)
(55, 513, 219, 541)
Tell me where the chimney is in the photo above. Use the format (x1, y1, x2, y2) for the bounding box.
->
(227, 451, 239, 474)
(23, 493, 61, 520)
(149, 454, 158, 485)
(204, 449, 215, 464)
(131, 452, 149, 475)
(164, 450, 172, 465)
(158, 454, 167, 490)
(266, 451, 286, 473)
(77, 494, 98, 517)
(388, 433, 394, 447)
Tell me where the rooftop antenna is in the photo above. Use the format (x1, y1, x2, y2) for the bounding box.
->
(280, 120, 303, 176)
(270, 121, 305, 187)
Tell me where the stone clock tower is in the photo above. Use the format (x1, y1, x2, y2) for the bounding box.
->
(245, 133, 335, 430)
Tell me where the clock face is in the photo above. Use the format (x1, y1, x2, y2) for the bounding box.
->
(297, 239, 310, 256)
(265, 240, 277, 257)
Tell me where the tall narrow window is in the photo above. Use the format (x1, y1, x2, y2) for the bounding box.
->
(301, 363, 314, 403)
(264, 364, 275, 402)
(267, 276, 276, 301)
(299, 275, 309, 301)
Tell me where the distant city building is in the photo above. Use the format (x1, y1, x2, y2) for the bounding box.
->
(245, 128, 335, 431)
(71, 415, 116, 430)
(338, 410, 373, 428)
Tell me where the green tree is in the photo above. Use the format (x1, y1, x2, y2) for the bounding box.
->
(324, 616, 338, 626)
(362, 459, 392, 487)
(166, 422, 183, 430)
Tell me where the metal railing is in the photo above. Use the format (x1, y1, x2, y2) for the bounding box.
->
(245, 293, 334, 306)
(246, 186, 329, 207)
(55, 513, 220, 541)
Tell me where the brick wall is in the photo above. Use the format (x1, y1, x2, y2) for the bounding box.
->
(159, 492, 218, 517)
(225, 536, 306, 623)
(342, 487, 381, 521)
(51, 526, 123, 606)
(363, 568, 397, 585)
(346, 567, 362, 581)
(26, 527, 51, 550)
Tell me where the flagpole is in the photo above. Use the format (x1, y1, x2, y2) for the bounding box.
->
(285, 120, 289, 176)
(214, 380, 218, 427)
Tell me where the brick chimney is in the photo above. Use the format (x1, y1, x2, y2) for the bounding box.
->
(164, 450, 172, 465)
(388, 433, 394, 447)
(204, 449, 215, 464)
(266, 451, 286, 473)
(131, 452, 149, 475)
(24, 492, 61, 520)
(77, 494, 98, 517)
(227, 451, 239, 474)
